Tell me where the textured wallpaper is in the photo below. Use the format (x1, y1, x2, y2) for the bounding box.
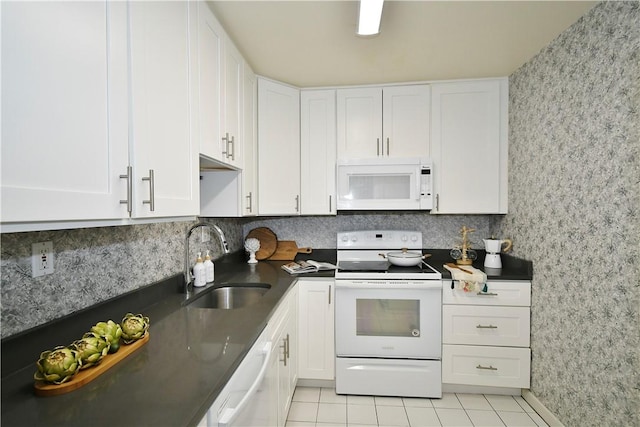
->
(0, 218, 244, 339)
(497, 2, 640, 426)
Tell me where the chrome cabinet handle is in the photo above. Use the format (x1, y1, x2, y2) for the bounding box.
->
(476, 324, 498, 329)
(329, 195, 332, 213)
(435, 194, 439, 211)
(246, 192, 252, 212)
(328, 285, 331, 305)
(229, 135, 235, 160)
(476, 364, 498, 371)
(295, 195, 299, 212)
(376, 138, 380, 156)
(280, 339, 287, 366)
(222, 133, 230, 158)
(386, 137, 390, 156)
(477, 292, 498, 296)
(119, 166, 132, 215)
(286, 333, 290, 360)
(142, 169, 155, 211)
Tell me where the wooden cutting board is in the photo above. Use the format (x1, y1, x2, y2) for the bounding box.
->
(246, 227, 278, 260)
(268, 241, 312, 261)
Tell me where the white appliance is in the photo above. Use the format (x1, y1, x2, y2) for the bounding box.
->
(334, 230, 443, 398)
(208, 327, 273, 427)
(336, 158, 432, 210)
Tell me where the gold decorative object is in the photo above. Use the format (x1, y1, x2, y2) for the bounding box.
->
(451, 225, 477, 265)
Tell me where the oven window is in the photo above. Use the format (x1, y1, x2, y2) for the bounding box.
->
(356, 299, 420, 337)
(348, 175, 411, 200)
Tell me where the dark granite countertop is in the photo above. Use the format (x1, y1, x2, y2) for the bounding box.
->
(1, 248, 530, 427)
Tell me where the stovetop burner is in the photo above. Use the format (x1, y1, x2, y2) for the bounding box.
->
(335, 230, 442, 280)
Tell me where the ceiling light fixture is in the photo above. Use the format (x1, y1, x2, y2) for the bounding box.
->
(357, 0, 384, 36)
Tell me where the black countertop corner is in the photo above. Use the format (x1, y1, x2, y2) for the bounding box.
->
(1, 248, 531, 427)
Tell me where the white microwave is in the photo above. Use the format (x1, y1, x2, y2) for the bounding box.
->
(336, 158, 433, 210)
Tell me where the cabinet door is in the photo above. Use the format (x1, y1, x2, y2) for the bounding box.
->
(242, 64, 258, 215)
(336, 87, 383, 158)
(382, 85, 431, 158)
(298, 279, 335, 380)
(431, 79, 508, 214)
(1, 1, 129, 223)
(257, 78, 300, 215)
(301, 90, 337, 215)
(129, 1, 199, 218)
(221, 37, 243, 167)
(197, 2, 224, 162)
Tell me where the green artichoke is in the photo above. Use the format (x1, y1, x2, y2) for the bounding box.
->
(120, 313, 150, 344)
(91, 320, 123, 353)
(74, 333, 110, 369)
(34, 345, 82, 384)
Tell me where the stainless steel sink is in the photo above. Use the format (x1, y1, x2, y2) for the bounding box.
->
(187, 283, 271, 309)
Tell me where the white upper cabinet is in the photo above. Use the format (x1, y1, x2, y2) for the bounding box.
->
(197, 3, 224, 163)
(300, 90, 337, 215)
(128, 1, 199, 218)
(336, 88, 382, 158)
(221, 36, 244, 167)
(257, 78, 300, 216)
(431, 79, 508, 214)
(196, 3, 243, 169)
(1, 1, 130, 224)
(242, 65, 258, 215)
(337, 85, 430, 159)
(382, 85, 431, 158)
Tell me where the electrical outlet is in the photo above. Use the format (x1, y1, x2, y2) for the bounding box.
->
(201, 228, 210, 243)
(32, 241, 54, 278)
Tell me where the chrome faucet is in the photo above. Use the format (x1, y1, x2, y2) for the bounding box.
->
(184, 222, 231, 293)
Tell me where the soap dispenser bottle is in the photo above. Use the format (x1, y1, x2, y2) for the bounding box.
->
(193, 252, 206, 287)
(204, 250, 214, 283)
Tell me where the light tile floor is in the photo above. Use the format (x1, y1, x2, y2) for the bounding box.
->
(286, 387, 549, 427)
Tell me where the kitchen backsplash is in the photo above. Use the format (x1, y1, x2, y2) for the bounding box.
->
(0, 218, 244, 339)
(497, 2, 639, 426)
(241, 212, 497, 250)
(1, 213, 497, 339)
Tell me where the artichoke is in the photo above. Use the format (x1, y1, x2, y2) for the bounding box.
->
(91, 320, 123, 353)
(73, 333, 110, 369)
(34, 345, 82, 384)
(120, 313, 150, 344)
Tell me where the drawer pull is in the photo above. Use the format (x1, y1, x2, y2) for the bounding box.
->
(477, 292, 498, 296)
(476, 364, 498, 371)
(476, 324, 498, 329)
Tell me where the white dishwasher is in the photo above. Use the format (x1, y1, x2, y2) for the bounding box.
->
(204, 327, 273, 427)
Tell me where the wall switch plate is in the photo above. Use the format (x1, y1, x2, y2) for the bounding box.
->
(32, 241, 54, 277)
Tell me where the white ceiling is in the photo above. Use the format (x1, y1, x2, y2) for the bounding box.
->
(208, 1, 597, 88)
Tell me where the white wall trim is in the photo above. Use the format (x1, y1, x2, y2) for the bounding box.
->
(522, 389, 565, 427)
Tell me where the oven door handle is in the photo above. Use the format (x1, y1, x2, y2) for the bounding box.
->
(334, 281, 442, 290)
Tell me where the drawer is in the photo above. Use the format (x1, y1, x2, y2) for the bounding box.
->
(443, 281, 531, 307)
(443, 305, 530, 347)
(442, 345, 531, 389)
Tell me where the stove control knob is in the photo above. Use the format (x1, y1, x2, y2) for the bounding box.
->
(351, 236, 358, 243)
(401, 235, 408, 242)
(410, 234, 418, 242)
(341, 235, 349, 242)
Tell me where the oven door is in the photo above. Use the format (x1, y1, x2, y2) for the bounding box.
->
(335, 280, 442, 359)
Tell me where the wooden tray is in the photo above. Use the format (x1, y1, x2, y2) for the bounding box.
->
(268, 241, 312, 261)
(34, 333, 150, 396)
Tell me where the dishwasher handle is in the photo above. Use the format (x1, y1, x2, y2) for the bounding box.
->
(218, 341, 272, 426)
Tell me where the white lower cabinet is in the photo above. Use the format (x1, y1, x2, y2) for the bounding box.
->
(297, 279, 335, 380)
(266, 285, 298, 427)
(442, 280, 531, 390)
